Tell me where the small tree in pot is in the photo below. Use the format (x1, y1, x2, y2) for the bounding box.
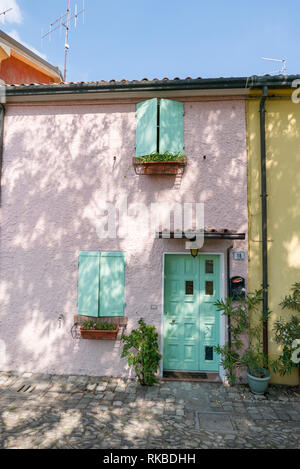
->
(214, 290, 273, 394)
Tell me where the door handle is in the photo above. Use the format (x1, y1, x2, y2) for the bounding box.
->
(164, 311, 168, 316)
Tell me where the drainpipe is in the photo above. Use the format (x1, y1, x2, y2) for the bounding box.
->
(227, 245, 233, 347)
(0, 104, 4, 207)
(260, 86, 269, 357)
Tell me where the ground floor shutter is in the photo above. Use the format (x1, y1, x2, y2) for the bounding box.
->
(100, 252, 125, 317)
(78, 251, 100, 317)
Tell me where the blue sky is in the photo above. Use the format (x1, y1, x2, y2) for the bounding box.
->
(0, 0, 298, 82)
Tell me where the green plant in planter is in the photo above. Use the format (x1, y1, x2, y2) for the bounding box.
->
(137, 151, 185, 162)
(273, 283, 300, 385)
(121, 319, 162, 386)
(81, 320, 117, 331)
(240, 349, 269, 378)
(214, 290, 273, 386)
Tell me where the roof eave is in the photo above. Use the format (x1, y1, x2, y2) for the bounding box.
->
(5, 74, 300, 98)
(0, 29, 63, 82)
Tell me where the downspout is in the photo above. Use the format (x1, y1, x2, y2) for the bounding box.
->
(259, 86, 269, 357)
(227, 245, 233, 347)
(0, 104, 4, 207)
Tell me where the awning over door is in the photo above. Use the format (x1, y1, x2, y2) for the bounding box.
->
(156, 229, 245, 240)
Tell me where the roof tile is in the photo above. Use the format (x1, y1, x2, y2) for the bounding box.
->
(4, 74, 299, 90)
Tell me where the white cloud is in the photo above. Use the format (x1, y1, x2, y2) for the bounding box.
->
(0, 0, 22, 24)
(7, 29, 47, 60)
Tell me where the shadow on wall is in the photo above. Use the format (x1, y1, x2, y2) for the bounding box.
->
(0, 100, 247, 375)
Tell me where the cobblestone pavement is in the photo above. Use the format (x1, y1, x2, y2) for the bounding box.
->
(0, 371, 299, 449)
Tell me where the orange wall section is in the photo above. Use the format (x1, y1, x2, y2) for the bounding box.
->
(0, 55, 56, 84)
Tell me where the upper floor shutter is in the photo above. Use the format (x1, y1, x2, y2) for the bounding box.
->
(78, 251, 100, 317)
(159, 99, 184, 154)
(100, 252, 125, 317)
(136, 98, 158, 156)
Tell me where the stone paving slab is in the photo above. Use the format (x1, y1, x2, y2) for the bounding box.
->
(0, 371, 299, 449)
(196, 412, 235, 433)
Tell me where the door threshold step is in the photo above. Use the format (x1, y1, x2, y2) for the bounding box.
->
(162, 371, 221, 383)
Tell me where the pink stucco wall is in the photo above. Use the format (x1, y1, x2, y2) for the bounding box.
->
(0, 98, 248, 377)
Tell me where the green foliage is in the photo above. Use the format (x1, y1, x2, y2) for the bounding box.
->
(121, 319, 162, 386)
(240, 349, 269, 378)
(214, 290, 273, 385)
(81, 320, 117, 331)
(137, 151, 185, 162)
(279, 282, 300, 313)
(273, 283, 300, 376)
(214, 344, 240, 385)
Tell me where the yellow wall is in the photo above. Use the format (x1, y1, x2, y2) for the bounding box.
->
(247, 92, 300, 385)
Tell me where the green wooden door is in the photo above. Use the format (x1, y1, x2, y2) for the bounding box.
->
(163, 254, 220, 372)
(199, 255, 220, 371)
(163, 255, 200, 371)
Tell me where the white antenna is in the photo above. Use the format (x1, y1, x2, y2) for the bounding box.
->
(42, 0, 85, 82)
(262, 57, 287, 75)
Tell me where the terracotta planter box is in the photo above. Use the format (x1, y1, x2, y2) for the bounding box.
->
(133, 157, 187, 175)
(80, 325, 119, 340)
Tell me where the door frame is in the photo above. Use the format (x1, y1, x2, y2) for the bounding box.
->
(160, 252, 226, 382)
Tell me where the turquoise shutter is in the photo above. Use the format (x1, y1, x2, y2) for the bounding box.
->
(136, 98, 158, 156)
(100, 252, 125, 317)
(78, 251, 100, 317)
(159, 99, 184, 154)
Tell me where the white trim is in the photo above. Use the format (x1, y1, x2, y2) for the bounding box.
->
(219, 253, 226, 382)
(160, 254, 165, 378)
(161, 252, 226, 382)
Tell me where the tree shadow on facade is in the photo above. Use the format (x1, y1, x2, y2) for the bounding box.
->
(0, 98, 248, 377)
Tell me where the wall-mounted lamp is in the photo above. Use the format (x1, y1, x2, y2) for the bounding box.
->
(190, 248, 198, 258)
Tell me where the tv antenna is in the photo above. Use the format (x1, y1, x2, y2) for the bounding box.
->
(0, 8, 13, 20)
(261, 57, 287, 75)
(42, 0, 85, 82)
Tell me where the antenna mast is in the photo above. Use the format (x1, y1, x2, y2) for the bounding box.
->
(0, 8, 13, 19)
(42, 0, 85, 82)
(261, 57, 287, 75)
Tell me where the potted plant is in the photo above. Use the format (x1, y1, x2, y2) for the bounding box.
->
(214, 290, 273, 394)
(242, 349, 271, 395)
(121, 319, 162, 385)
(273, 283, 300, 387)
(80, 320, 119, 340)
(132, 151, 187, 175)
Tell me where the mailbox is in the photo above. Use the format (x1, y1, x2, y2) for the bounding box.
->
(230, 276, 246, 299)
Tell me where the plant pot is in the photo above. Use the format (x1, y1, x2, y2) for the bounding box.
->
(80, 325, 119, 340)
(132, 157, 187, 175)
(246, 368, 271, 395)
